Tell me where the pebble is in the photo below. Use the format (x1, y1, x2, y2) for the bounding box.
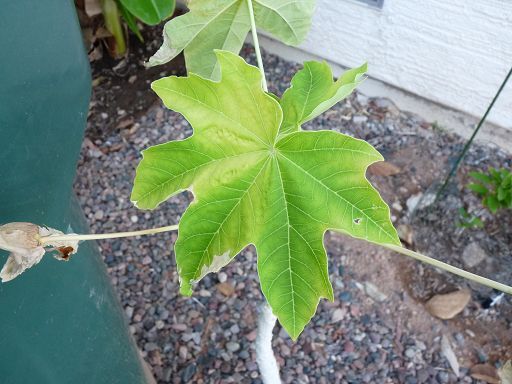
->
(125, 306, 134, 319)
(179, 346, 187, 360)
(331, 308, 346, 323)
(218, 271, 227, 283)
(405, 347, 416, 359)
(425, 289, 471, 319)
(226, 341, 240, 352)
(462, 242, 487, 268)
(338, 291, 352, 303)
(142, 256, 152, 265)
(144, 342, 158, 352)
(181, 364, 196, 382)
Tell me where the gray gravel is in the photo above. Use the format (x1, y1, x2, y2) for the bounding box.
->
(75, 46, 511, 383)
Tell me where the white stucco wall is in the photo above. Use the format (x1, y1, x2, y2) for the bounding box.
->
(300, 0, 512, 130)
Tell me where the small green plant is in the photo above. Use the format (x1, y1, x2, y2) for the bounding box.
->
(456, 207, 483, 229)
(468, 167, 512, 213)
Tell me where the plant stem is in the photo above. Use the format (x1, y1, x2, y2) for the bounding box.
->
(383, 243, 512, 295)
(436, 65, 512, 201)
(255, 303, 282, 384)
(246, 0, 268, 92)
(38, 225, 179, 244)
(245, 4, 280, 383)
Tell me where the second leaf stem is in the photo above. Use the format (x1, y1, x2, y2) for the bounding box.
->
(246, 0, 268, 92)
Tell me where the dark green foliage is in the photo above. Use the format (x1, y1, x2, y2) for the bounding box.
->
(468, 168, 512, 213)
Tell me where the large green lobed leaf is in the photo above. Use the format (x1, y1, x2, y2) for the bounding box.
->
(132, 51, 399, 339)
(148, 0, 315, 79)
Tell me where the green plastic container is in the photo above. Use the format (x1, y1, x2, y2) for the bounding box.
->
(0, 1, 150, 383)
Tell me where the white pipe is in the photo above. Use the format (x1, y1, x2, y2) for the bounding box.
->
(255, 303, 282, 384)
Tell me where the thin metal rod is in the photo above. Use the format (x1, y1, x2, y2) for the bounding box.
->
(436, 65, 512, 200)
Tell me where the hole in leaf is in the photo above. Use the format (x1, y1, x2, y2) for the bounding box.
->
(353, 218, 362, 225)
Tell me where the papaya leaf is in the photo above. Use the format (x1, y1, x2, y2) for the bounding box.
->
(131, 51, 399, 339)
(279, 61, 367, 135)
(148, 0, 315, 79)
(119, 0, 175, 25)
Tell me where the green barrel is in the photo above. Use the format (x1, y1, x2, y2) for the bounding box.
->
(0, 1, 150, 383)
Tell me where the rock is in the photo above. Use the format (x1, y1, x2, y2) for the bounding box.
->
(397, 224, 413, 245)
(218, 271, 227, 283)
(404, 347, 416, 359)
(470, 364, 499, 384)
(406, 193, 423, 214)
(441, 335, 459, 377)
(392, 201, 403, 212)
(280, 344, 291, 356)
(462, 242, 487, 268)
(436, 371, 450, 384)
(331, 308, 347, 323)
(413, 341, 426, 351)
(144, 342, 158, 352)
(245, 331, 257, 342)
(125, 306, 134, 319)
(181, 364, 196, 382)
(363, 282, 388, 302)
(217, 282, 235, 296)
(344, 341, 355, 353)
(226, 341, 240, 352)
(425, 289, 471, 319)
(338, 291, 352, 303)
(142, 256, 152, 265)
(453, 332, 465, 345)
(170, 323, 188, 332)
(179, 346, 188, 360)
(352, 115, 368, 124)
(369, 161, 401, 176)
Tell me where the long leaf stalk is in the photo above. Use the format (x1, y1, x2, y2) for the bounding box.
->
(38, 225, 512, 295)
